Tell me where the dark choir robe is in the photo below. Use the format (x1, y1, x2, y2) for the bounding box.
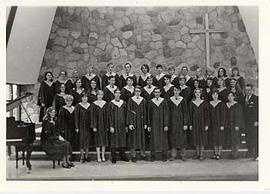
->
(87, 90, 98, 103)
(53, 94, 66, 115)
(161, 84, 174, 99)
(141, 85, 156, 101)
(244, 94, 258, 156)
(103, 85, 118, 102)
(38, 81, 55, 121)
(119, 73, 137, 89)
(196, 77, 207, 89)
(108, 99, 127, 148)
(58, 106, 78, 150)
(213, 76, 231, 88)
(147, 97, 169, 151)
(41, 119, 72, 161)
(185, 75, 194, 91)
(126, 96, 147, 150)
(120, 86, 135, 102)
(217, 87, 229, 102)
(180, 85, 192, 103)
(170, 74, 180, 88)
(153, 73, 165, 89)
(138, 73, 154, 88)
(74, 103, 93, 149)
(55, 79, 74, 94)
(91, 100, 109, 147)
(225, 102, 244, 146)
(168, 96, 189, 148)
(209, 101, 226, 146)
(231, 76, 245, 91)
(229, 87, 245, 107)
(203, 85, 215, 102)
(189, 100, 210, 146)
(72, 88, 85, 105)
(81, 73, 101, 91)
(101, 72, 120, 89)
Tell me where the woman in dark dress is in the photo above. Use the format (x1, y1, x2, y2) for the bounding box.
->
(75, 93, 92, 163)
(58, 95, 77, 151)
(121, 77, 135, 102)
(103, 76, 118, 102)
(213, 67, 230, 88)
(217, 77, 229, 103)
(87, 79, 98, 103)
(161, 75, 174, 99)
(228, 78, 245, 107)
(138, 64, 153, 88)
(38, 71, 55, 122)
(91, 90, 109, 162)
(102, 62, 120, 89)
(189, 88, 210, 161)
(81, 65, 101, 91)
(195, 68, 206, 89)
(204, 78, 215, 102)
(141, 76, 156, 101)
(179, 76, 192, 103)
(231, 67, 245, 91)
(225, 92, 244, 159)
(72, 79, 85, 105)
(209, 89, 226, 160)
(54, 70, 73, 95)
(119, 62, 137, 89)
(53, 84, 67, 115)
(41, 107, 74, 168)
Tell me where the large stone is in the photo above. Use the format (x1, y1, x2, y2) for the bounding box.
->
(80, 43, 88, 49)
(119, 48, 128, 56)
(135, 49, 144, 58)
(54, 37, 67, 47)
(160, 12, 173, 23)
(187, 42, 197, 49)
(176, 41, 187, 48)
(168, 40, 176, 49)
(126, 44, 136, 51)
(88, 37, 97, 46)
(98, 52, 112, 62)
(138, 15, 151, 24)
(71, 31, 81, 39)
(51, 23, 58, 33)
(113, 19, 124, 29)
(122, 16, 131, 25)
(146, 10, 159, 17)
(163, 45, 171, 58)
(73, 47, 84, 54)
(182, 34, 192, 43)
(89, 32, 98, 39)
(96, 42, 107, 50)
(180, 26, 189, 35)
(111, 47, 120, 59)
(111, 37, 123, 48)
(69, 53, 81, 61)
(120, 24, 134, 32)
(66, 62, 77, 69)
(171, 48, 185, 57)
(174, 32, 181, 41)
(77, 36, 88, 43)
(145, 50, 158, 60)
(93, 48, 103, 56)
(65, 45, 73, 53)
(152, 34, 162, 41)
(238, 19, 246, 32)
(122, 31, 133, 39)
(105, 44, 114, 53)
(193, 48, 202, 57)
(192, 35, 201, 42)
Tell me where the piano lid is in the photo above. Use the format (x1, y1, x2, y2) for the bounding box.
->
(6, 92, 32, 112)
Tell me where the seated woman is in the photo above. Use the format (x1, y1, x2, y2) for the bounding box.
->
(41, 107, 74, 169)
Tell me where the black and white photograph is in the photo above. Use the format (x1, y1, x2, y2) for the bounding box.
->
(5, 2, 262, 184)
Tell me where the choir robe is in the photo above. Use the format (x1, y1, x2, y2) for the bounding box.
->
(37, 81, 55, 121)
(203, 85, 215, 102)
(54, 79, 74, 94)
(244, 94, 258, 154)
(189, 100, 210, 146)
(196, 78, 207, 89)
(91, 100, 109, 147)
(53, 94, 66, 115)
(103, 85, 118, 102)
(234, 76, 245, 91)
(120, 86, 135, 102)
(41, 119, 72, 161)
(161, 84, 174, 99)
(180, 85, 192, 103)
(185, 76, 194, 91)
(101, 72, 120, 89)
(229, 87, 245, 107)
(148, 97, 169, 151)
(75, 103, 93, 149)
(126, 96, 147, 150)
(168, 96, 189, 148)
(108, 99, 127, 148)
(138, 74, 154, 88)
(72, 88, 85, 105)
(119, 74, 137, 89)
(141, 85, 155, 101)
(81, 74, 101, 91)
(170, 75, 180, 88)
(87, 90, 98, 103)
(217, 87, 229, 102)
(58, 106, 78, 150)
(153, 73, 165, 89)
(213, 76, 231, 88)
(225, 102, 244, 146)
(209, 101, 226, 146)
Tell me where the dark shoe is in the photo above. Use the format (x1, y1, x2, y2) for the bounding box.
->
(141, 156, 147, 161)
(62, 163, 71, 169)
(67, 162, 75, 167)
(211, 154, 217, 159)
(192, 155, 200, 159)
(111, 158, 117, 164)
(120, 157, 130, 162)
(131, 157, 137, 163)
(150, 155, 155, 162)
(86, 157, 91, 162)
(216, 155, 220, 160)
(162, 154, 167, 162)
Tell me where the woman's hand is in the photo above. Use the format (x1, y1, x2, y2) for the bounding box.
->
(59, 136, 65, 141)
(235, 126, 239, 131)
(164, 126, 168, 132)
(220, 126, 224, 131)
(205, 126, 209, 131)
(110, 127, 115, 133)
(129, 125, 134, 130)
(183, 125, 188, 130)
(93, 128, 97, 132)
(147, 127, 151, 132)
(189, 126, 192, 130)
(75, 128, 79, 133)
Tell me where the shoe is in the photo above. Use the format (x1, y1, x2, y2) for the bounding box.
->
(97, 158, 102, 163)
(102, 158, 106, 162)
(141, 156, 147, 161)
(86, 157, 91, 162)
(131, 157, 137, 163)
(216, 155, 220, 160)
(111, 158, 117, 164)
(162, 155, 167, 162)
(67, 162, 75, 167)
(150, 155, 155, 162)
(62, 163, 71, 169)
(120, 157, 130, 162)
(211, 154, 217, 159)
(192, 155, 200, 159)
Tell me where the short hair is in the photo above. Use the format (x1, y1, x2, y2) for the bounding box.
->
(179, 76, 186, 81)
(114, 88, 121, 94)
(125, 62, 132, 68)
(193, 88, 203, 94)
(141, 64, 150, 72)
(156, 64, 163, 69)
(246, 84, 254, 89)
(134, 85, 141, 91)
(232, 67, 240, 76)
(125, 76, 134, 82)
(81, 92, 88, 98)
(107, 62, 114, 67)
(108, 76, 115, 80)
(211, 88, 219, 95)
(74, 78, 82, 86)
(168, 66, 175, 71)
(44, 71, 53, 80)
(97, 90, 104, 95)
(64, 95, 74, 101)
(227, 92, 236, 98)
(154, 87, 161, 92)
(43, 107, 55, 121)
(206, 77, 213, 82)
(164, 74, 171, 80)
(230, 78, 237, 82)
(60, 83, 66, 88)
(59, 70, 67, 76)
(181, 65, 189, 70)
(218, 67, 228, 77)
(173, 86, 181, 90)
(146, 76, 153, 81)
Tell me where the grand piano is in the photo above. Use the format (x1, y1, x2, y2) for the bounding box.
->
(6, 93, 36, 170)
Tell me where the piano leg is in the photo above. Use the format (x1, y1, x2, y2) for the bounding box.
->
(22, 151, 25, 165)
(15, 147, 18, 169)
(26, 145, 32, 170)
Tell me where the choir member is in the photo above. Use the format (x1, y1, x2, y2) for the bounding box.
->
(181, 65, 194, 90)
(195, 68, 206, 89)
(213, 67, 230, 88)
(153, 64, 165, 88)
(179, 76, 192, 103)
(41, 107, 74, 168)
(120, 77, 135, 102)
(209, 89, 226, 160)
(72, 78, 85, 105)
(119, 62, 137, 89)
(217, 77, 229, 103)
(91, 90, 109, 162)
(126, 86, 147, 162)
(53, 83, 67, 115)
(244, 84, 258, 160)
(101, 62, 120, 89)
(103, 76, 118, 102)
(147, 88, 169, 161)
(225, 92, 244, 159)
(71, 70, 80, 85)
(205, 68, 215, 80)
(75, 93, 92, 163)
(108, 89, 129, 163)
(138, 64, 153, 88)
(229, 78, 245, 107)
(204, 78, 215, 102)
(38, 71, 55, 122)
(168, 86, 189, 161)
(86, 79, 98, 103)
(189, 88, 210, 161)
(231, 67, 245, 91)
(168, 65, 180, 88)
(141, 76, 156, 101)
(161, 74, 174, 99)
(54, 70, 74, 95)
(81, 64, 101, 91)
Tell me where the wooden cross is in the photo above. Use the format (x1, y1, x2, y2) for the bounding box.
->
(189, 12, 225, 69)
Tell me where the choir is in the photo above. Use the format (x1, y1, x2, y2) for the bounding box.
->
(38, 62, 258, 168)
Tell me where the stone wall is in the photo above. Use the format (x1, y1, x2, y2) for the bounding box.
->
(22, 6, 258, 123)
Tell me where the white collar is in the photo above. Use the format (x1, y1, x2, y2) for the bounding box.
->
(170, 96, 183, 106)
(143, 85, 155, 94)
(218, 87, 227, 92)
(192, 100, 204, 107)
(106, 85, 117, 94)
(226, 101, 237, 108)
(124, 85, 134, 93)
(171, 74, 177, 81)
(180, 85, 188, 90)
(85, 73, 96, 81)
(57, 93, 66, 98)
(79, 102, 90, 109)
(156, 73, 165, 80)
(75, 88, 84, 94)
(44, 80, 54, 87)
(131, 96, 143, 105)
(63, 105, 75, 113)
(111, 99, 124, 108)
(163, 83, 174, 92)
(185, 75, 191, 81)
(152, 97, 164, 107)
(122, 73, 134, 79)
(106, 72, 116, 77)
(94, 100, 106, 108)
(58, 79, 68, 84)
(140, 73, 151, 81)
(210, 100, 222, 107)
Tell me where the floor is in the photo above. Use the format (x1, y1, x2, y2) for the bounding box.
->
(6, 158, 258, 181)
